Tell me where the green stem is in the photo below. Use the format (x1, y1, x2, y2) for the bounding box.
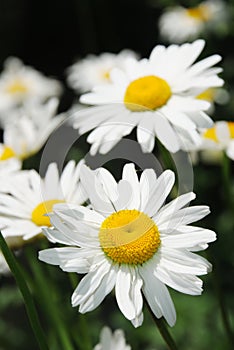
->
(222, 152, 232, 207)
(25, 246, 75, 350)
(68, 273, 92, 350)
(210, 253, 234, 347)
(158, 142, 176, 173)
(0, 232, 49, 350)
(145, 300, 178, 350)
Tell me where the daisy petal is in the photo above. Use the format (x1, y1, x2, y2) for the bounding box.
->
(140, 262, 176, 326)
(144, 170, 175, 217)
(115, 265, 137, 320)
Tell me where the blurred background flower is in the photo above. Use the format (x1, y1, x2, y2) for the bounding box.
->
(159, 0, 228, 43)
(93, 327, 131, 350)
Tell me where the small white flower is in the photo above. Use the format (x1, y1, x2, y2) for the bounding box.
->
(94, 327, 131, 350)
(67, 50, 139, 93)
(0, 236, 24, 276)
(0, 156, 21, 176)
(196, 121, 234, 163)
(159, 0, 227, 43)
(0, 98, 65, 168)
(72, 40, 223, 155)
(39, 163, 216, 328)
(196, 87, 229, 115)
(0, 160, 87, 240)
(0, 57, 62, 119)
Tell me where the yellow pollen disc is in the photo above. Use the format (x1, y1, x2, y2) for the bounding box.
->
(197, 88, 215, 102)
(6, 79, 28, 95)
(0, 146, 16, 161)
(124, 75, 172, 112)
(31, 200, 64, 226)
(186, 5, 211, 21)
(99, 209, 161, 265)
(227, 122, 234, 139)
(203, 126, 218, 142)
(102, 70, 110, 80)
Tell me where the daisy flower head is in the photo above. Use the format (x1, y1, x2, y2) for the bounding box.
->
(0, 155, 21, 178)
(159, 0, 227, 44)
(72, 40, 223, 155)
(0, 160, 87, 240)
(198, 121, 234, 163)
(0, 236, 24, 275)
(94, 327, 131, 350)
(0, 98, 65, 167)
(196, 87, 229, 114)
(39, 163, 216, 328)
(67, 50, 139, 93)
(0, 57, 62, 118)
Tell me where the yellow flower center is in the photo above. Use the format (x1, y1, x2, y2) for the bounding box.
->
(0, 146, 16, 161)
(186, 5, 211, 21)
(197, 88, 215, 102)
(124, 75, 172, 112)
(203, 122, 234, 143)
(203, 126, 218, 142)
(6, 79, 28, 95)
(101, 70, 110, 81)
(99, 209, 160, 265)
(31, 200, 64, 226)
(228, 122, 234, 138)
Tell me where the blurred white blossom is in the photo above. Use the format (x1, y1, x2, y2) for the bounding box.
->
(94, 327, 131, 350)
(159, 0, 227, 43)
(0, 98, 65, 168)
(67, 50, 139, 93)
(0, 57, 62, 122)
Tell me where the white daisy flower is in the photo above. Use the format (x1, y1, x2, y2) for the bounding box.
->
(196, 87, 229, 114)
(94, 327, 131, 350)
(0, 236, 24, 275)
(159, 0, 227, 43)
(0, 98, 65, 168)
(0, 57, 62, 118)
(196, 121, 234, 163)
(0, 160, 87, 240)
(67, 50, 139, 93)
(39, 163, 216, 328)
(72, 40, 223, 155)
(0, 157, 21, 177)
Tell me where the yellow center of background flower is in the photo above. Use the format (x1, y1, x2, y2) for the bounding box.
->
(203, 122, 234, 143)
(124, 75, 171, 112)
(0, 146, 16, 161)
(31, 199, 64, 226)
(6, 79, 28, 95)
(228, 122, 234, 138)
(99, 209, 160, 265)
(102, 70, 110, 80)
(203, 127, 218, 142)
(197, 88, 215, 102)
(186, 5, 211, 21)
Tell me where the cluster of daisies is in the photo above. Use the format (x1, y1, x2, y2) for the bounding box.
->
(0, 1, 233, 348)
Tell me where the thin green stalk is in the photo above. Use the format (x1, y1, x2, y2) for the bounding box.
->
(157, 142, 180, 198)
(214, 266, 234, 347)
(158, 142, 176, 173)
(207, 250, 234, 347)
(68, 273, 92, 350)
(145, 299, 178, 350)
(0, 232, 49, 350)
(25, 246, 75, 350)
(222, 152, 232, 205)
